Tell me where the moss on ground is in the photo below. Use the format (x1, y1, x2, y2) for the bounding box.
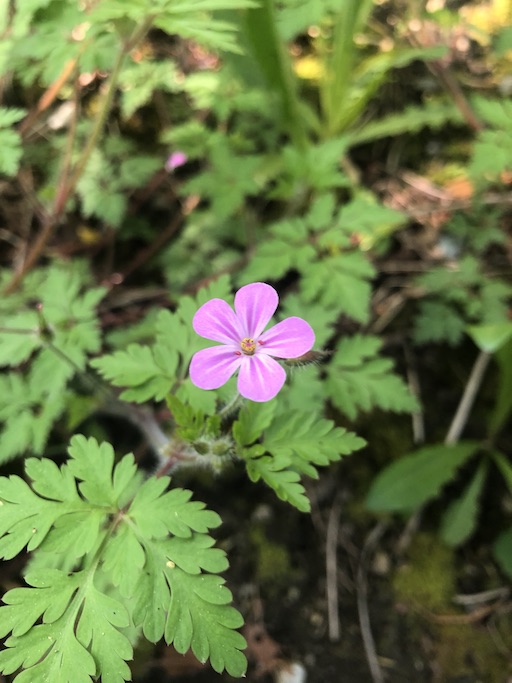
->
(392, 533, 510, 681)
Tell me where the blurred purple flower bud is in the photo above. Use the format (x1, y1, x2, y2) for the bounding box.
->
(165, 151, 188, 172)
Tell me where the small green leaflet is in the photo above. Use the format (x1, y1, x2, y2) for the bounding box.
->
(0, 107, 25, 175)
(166, 569, 246, 676)
(234, 405, 365, 512)
(91, 342, 178, 402)
(232, 400, 277, 447)
(326, 334, 418, 420)
(440, 460, 488, 547)
(262, 411, 366, 478)
(244, 445, 311, 512)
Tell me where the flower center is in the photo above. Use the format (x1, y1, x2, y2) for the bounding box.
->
(240, 337, 257, 355)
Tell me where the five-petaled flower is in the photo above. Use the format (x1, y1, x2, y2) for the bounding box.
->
(189, 282, 315, 402)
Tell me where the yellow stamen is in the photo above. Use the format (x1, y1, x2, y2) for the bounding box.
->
(240, 337, 257, 355)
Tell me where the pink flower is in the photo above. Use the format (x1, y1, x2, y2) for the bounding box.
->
(189, 282, 315, 402)
(165, 151, 188, 172)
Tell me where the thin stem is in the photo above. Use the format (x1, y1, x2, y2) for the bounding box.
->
(357, 522, 387, 683)
(325, 492, 342, 641)
(445, 350, 492, 445)
(218, 392, 243, 418)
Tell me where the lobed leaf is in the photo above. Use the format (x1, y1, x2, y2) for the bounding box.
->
(233, 400, 277, 447)
(129, 478, 222, 539)
(0, 571, 132, 683)
(263, 412, 366, 478)
(326, 335, 418, 419)
(165, 568, 247, 677)
(243, 446, 310, 512)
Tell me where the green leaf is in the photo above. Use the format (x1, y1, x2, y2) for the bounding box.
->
(466, 322, 512, 353)
(366, 441, 480, 512)
(91, 343, 175, 403)
(67, 435, 138, 507)
(335, 193, 405, 249)
(165, 569, 247, 676)
(263, 412, 365, 478)
(413, 300, 466, 346)
(347, 100, 464, 147)
(326, 335, 418, 419)
(0, 569, 82, 638)
(128, 530, 245, 676)
(301, 253, 375, 323)
(240, 218, 314, 283)
(0, 620, 97, 683)
(0, 263, 105, 461)
(491, 450, 512, 496)
(489, 339, 512, 436)
(154, 0, 257, 54)
(0, 435, 245, 679)
(185, 136, 263, 219)
(101, 525, 146, 598)
(0, 107, 26, 175)
(129, 477, 222, 540)
(0, 107, 26, 127)
(472, 95, 512, 129)
(92, 276, 232, 406)
(0, 128, 23, 176)
(0, 466, 85, 559)
(233, 400, 277, 447)
(166, 534, 229, 575)
(234, 0, 308, 148)
(243, 445, 310, 512)
(76, 585, 132, 683)
(119, 60, 181, 118)
(440, 460, 488, 547)
(0, 570, 132, 683)
(0, 311, 41, 367)
(493, 528, 512, 579)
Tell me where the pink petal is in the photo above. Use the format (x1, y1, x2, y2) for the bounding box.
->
(234, 283, 278, 339)
(165, 151, 188, 171)
(193, 299, 243, 344)
(237, 354, 286, 402)
(189, 346, 242, 390)
(258, 317, 315, 358)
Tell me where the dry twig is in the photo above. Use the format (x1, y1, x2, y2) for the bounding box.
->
(357, 522, 388, 683)
(325, 493, 343, 641)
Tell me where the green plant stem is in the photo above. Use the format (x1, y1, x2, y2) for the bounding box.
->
(219, 392, 243, 417)
(445, 350, 492, 445)
(4, 16, 155, 294)
(240, 0, 308, 151)
(319, 0, 373, 138)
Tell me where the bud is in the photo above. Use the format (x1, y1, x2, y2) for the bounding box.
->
(283, 350, 332, 367)
(165, 151, 188, 172)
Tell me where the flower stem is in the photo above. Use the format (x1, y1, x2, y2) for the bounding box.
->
(219, 392, 243, 417)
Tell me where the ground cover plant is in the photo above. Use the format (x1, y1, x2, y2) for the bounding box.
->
(0, 0, 512, 681)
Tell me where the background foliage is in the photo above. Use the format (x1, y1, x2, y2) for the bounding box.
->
(0, 0, 511, 681)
